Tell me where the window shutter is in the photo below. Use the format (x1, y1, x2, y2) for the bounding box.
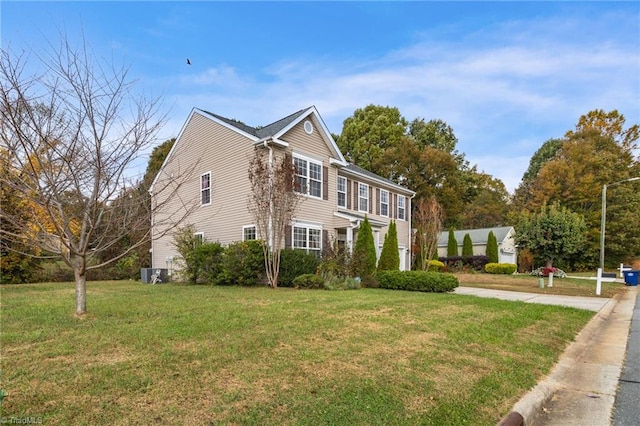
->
(323, 166, 328, 200)
(285, 225, 292, 249)
(393, 194, 398, 219)
(346, 179, 352, 209)
(322, 229, 329, 256)
(353, 181, 358, 211)
(376, 188, 380, 215)
(368, 186, 373, 214)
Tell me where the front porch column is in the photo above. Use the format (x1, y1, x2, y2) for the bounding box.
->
(346, 226, 354, 254)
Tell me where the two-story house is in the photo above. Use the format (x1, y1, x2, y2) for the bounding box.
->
(150, 106, 415, 273)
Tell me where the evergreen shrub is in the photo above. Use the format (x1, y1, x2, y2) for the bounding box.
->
(292, 273, 324, 289)
(278, 249, 320, 287)
(376, 270, 459, 293)
(216, 240, 265, 286)
(484, 263, 517, 274)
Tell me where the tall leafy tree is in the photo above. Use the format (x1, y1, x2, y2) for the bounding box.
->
(514, 202, 587, 268)
(512, 109, 640, 267)
(462, 233, 473, 257)
(486, 231, 499, 263)
(447, 229, 458, 257)
(378, 220, 399, 271)
(336, 105, 407, 177)
(462, 172, 510, 229)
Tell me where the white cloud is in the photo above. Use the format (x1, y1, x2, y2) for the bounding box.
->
(157, 9, 638, 194)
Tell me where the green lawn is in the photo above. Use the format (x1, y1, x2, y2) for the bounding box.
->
(1, 281, 594, 425)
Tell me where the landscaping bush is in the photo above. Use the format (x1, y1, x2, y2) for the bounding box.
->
(323, 276, 361, 291)
(439, 255, 489, 272)
(426, 259, 445, 272)
(292, 273, 324, 289)
(278, 249, 320, 287)
(198, 242, 225, 284)
(484, 263, 517, 275)
(376, 271, 459, 293)
(216, 240, 265, 286)
(530, 266, 567, 278)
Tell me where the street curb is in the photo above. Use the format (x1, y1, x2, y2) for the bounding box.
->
(497, 292, 622, 426)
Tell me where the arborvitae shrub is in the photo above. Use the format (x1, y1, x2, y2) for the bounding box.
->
(378, 220, 400, 271)
(447, 229, 459, 257)
(486, 231, 499, 263)
(462, 233, 473, 257)
(351, 216, 377, 283)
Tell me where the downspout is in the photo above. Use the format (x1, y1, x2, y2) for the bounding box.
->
(408, 192, 417, 270)
(263, 139, 274, 250)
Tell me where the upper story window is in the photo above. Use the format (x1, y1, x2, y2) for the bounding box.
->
(201, 172, 211, 206)
(243, 225, 257, 241)
(397, 195, 406, 220)
(293, 225, 322, 256)
(337, 176, 347, 208)
(380, 189, 389, 217)
(294, 155, 322, 198)
(358, 182, 369, 212)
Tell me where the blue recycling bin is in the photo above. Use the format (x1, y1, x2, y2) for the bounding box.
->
(623, 270, 639, 286)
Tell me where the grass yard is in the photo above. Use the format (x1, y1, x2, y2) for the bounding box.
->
(1, 281, 594, 425)
(454, 272, 628, 299)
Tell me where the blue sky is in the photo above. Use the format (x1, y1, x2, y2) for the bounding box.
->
(2, 1, 639, 192)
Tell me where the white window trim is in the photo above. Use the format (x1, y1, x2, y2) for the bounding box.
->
(292, 223, 323, 254)
(358, 182, 369, 213)
(201, 171, 212, 206)
(194, 232, 204, 245)
(380, 189, 389, 217)
(397, 195, 406, 221)
(337, 176, 347, 208)
(293, 153, 323, 199)
(242, 225, 257, 241)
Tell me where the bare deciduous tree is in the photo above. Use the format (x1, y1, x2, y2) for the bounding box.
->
(247, 148, 303, 288)
(0, 35, 195, 316)
(413, 196, 444, 271)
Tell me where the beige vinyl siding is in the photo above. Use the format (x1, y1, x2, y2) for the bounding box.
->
(281, 118, 337, 230)
(152, 112, 256, 268)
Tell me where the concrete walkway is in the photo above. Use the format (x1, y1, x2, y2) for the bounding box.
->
(612, 287, 640, 426)
(451, 286, 638, 426)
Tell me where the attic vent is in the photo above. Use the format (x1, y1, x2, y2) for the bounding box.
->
(303, 120, 314, 134)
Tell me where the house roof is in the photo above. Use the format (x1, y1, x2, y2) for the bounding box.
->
(199, 108, 308, 139)
(437, 226, 514, 247)
(341, 163, 416, 196)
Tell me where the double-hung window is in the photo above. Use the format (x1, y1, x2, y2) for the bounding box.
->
(397, 195, 406, 220)
(358, 183, 369, 212)
(380, 189, 389, 217)
(243, 225, 257, 241)
(337, 176, 347, 208)
(201, 172, 211, 206)
(294, 155, 322, 198)
(293, 225, 322, 256)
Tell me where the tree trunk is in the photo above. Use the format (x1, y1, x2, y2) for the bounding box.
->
(74, 259, 87, 316)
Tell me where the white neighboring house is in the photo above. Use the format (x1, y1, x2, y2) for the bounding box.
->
(437, 226, 517, 265)
(150, 106, 416, 273)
